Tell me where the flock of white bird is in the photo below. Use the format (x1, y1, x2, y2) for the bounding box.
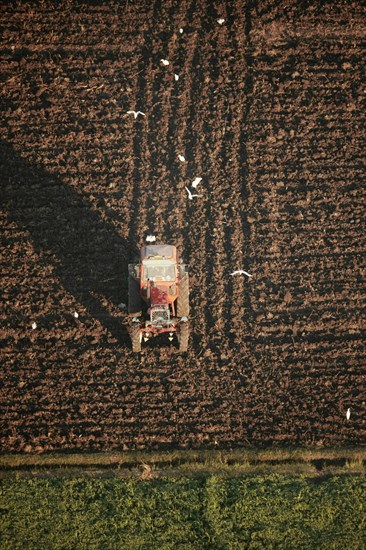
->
(31, 311, 79, 330)
(126, 20, 230, 206)
(26, 17, 354, 426)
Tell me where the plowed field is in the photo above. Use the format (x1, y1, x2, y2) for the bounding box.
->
(1, 0, 365, 452)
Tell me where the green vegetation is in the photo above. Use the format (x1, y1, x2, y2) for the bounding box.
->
(1, 474, 365, 549)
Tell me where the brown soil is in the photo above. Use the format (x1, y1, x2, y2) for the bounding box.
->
(1, 0, 365, 452)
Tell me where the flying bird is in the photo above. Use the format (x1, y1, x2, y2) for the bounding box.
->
(230, 270, 253, 278)
(191, 177, 202, 188)
(31, 322, 37, 330)
(161, 59, 170, 66)
(185, 186, 202, 200)
(217, 18, 225, 25)
(127, 110, 145, 119)
(346, 408, 351, 420)
(178, 154, 186, 162)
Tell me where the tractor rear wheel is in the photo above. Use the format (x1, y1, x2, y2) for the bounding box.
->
(130, 323, 142, 352)
(177, 275, 189, 318)
(178, 321, 189, 352)
(128, 275, 141, 315)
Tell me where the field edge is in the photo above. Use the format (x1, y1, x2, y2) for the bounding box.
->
(1, 446, 365, 479)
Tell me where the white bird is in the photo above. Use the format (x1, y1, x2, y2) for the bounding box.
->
(146, 235, 156, 243)
(73, 311, 79, 318)
(31, 321, 37, 330)
(217, 18, 225, 25)
(192, 177, 202, 188)
(174, 74, 179, 81)
(185, 186, 202, 200)
(127, 110, 145, 119)
(346, 408, 351, 420)
(178, 154, 186, 162)
(230, 270, 253, 278)
(161, 59, 170, 66)
(179, 28, 184, 34)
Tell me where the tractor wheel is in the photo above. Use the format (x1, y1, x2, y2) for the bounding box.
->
(128, 275, 141, 315)
(130, 323, 142, 352)
(178, 321, 189, 352)
(177, 275, 189, 318)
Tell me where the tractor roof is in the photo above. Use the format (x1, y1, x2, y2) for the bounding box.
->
(141, 244, 176, 260)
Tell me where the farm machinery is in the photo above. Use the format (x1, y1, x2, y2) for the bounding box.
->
(128, 241, 189, 352)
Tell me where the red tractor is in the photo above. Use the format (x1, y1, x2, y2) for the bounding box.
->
(128, 243, 189, 352)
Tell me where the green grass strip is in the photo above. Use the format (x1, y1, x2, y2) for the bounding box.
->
(1, 447, 365, 478)
(1, 474, 365, 549)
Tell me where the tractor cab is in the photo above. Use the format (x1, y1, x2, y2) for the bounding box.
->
(142, 259, 176, 282)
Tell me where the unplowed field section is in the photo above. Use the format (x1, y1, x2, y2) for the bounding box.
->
(1, 1, 365, 451)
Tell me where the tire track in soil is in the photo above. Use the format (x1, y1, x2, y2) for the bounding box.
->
(188, 1, 252, 353)
(126, 0, 195, 250)
(161, 0, 201, 266)
(161, 0, 200, 254)
(197, 16, 230, 347)
(155, 2, 212, 350)
(142, 0, 194, 243)
(125, 1, 161, 251)
(162, 0, 197, 249)
(220, 1, 255, 358)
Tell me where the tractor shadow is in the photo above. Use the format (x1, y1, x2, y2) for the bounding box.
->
(1, 140, 137, 343)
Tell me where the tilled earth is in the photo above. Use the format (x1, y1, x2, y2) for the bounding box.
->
(1, 0, 365, 452)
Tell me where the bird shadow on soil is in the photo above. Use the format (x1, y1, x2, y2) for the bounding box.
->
(1, 140, 137, 343)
